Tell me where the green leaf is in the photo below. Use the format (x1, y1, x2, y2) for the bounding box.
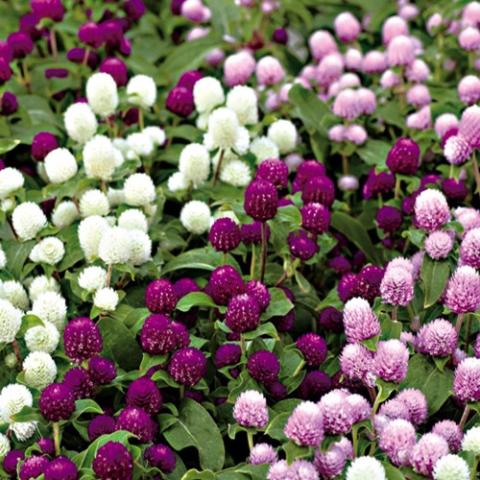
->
(357, 140, 391, 168)
(243, 322, 279, 341)
(383, 463, 406, 480)
(181, 470, 217, 480)
(11, 405, 42, 422)
(18, 314, 43, 337)
(233, 464, 269, 480)
(176, 292, 218, 312)
(283, 442, 310, 463)
(275, 205, 302, 229)
(73, 399, 104, 418)
(421, 257, 450, 308)
(0, 139, 20, 154)
(265, 412, 289, 441)
(262, 288, 293, 320)
(3, 240, 35, 279)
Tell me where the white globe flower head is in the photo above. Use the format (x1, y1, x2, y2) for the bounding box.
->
(94, 287, 119, 312)
(83, 135, 116, 181)
(234, 126, 250, 154)
(23, 351, 57, 390)
(124, 173, 156, 206)
(168, 172, 188, 192)
(0, 383, 32, 423)
(25, 321, 59, 353)
(1, 281, 29, 310)
(12, 202, 47, 241)
(51, 201, 79, 229)
(268, 119, 297, 154)
(249, 136, 280, 163)
(193, 76, 225, 113)
(0, 432, 9, 458)
(107, 187, 125, 207)
(28, 276, 60, 302)
(78, 266, 107, 292)
(0, 299, 22, 343)
(180, 200, 211, 234)
(0, 168, 24, 199)
(346, 456, 386, 480)
(112, 137, 129, 153)
(31, 291, 67, 330)
(78, 215, 110, 261)
(204, 107, 241, 150)
(37, 162, 49, 184)
(112, 147, 125, 168)
(44, 148, 78, 184)
(0, 244, 5, 269)
(129, 230, 152, 265)
(29, 237, 65, 266)
(64, 102, 98, 144)
(178, 143, 211, 188)
(79, 189, 110, 218)
(196, 112, 209, 130)
(126, 74, 157, 108)
(86, 72, 119, 117)
(226, 86, 258, 125)
(98, 227, 132, 265)
(220, 159, 252, 187)
(0, 198, 15, 213)
(126, 132, 154, 157)
(433, 454, 470, 480)
(144, 126, 166, 146)
(118, 209, 148, 232)
(4, 353, 17, 369)
(10, 421, 37, 442)
(462, 426, 480, 455)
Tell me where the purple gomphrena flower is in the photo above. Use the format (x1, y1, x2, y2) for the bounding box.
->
(0, 92, 18, 116)
(363, 168, 395, 199)
(38, 437, 55, 456)
(414, 189, 450, 232)
(44, 456, 78, 480)
(249, 443, 277, 465)
(354, 265, 384, 303)
(410, 433, 449, 477)
(123, 0, 146, 21)
(301, 202, 331, 234)
(347, 394, 371, 423)
(288, 230, 318, 261)
(19, 456, 50, 480)
(116, 407, 156, 443)
(343, 297, 380, 343)
(100, 58, 128, 87)
(266, 380, 288, 400)
(247, 350, 280, 384)
(209, 218, 241, 253)
(88, 356, 116, 384)
(453, 357, 480, 403)
(145, 279, 177, 314)
(7, 32, 34, 59)
(31, 132, 58, 162)
(284, 401, 324, 447)
(168, 347, 206, 387)
(140, 314, 174, 355)
(374, 340, 409, 383)
(318, 307, 342, 333)
(92, 441, 133, 480)
(379, 419, 416, 467)
(31, 0, 64, 20)
(78, 21, 103, 48)
(294, 160, 326, 188)
(206, 265, 244, 305)
(296, 333, 327, 367)
(338, 273, 358, 303)
(298, 371, 331, 401)
(415, 319, 457, 357)
(241, 221, 270, 245)
(177, 70, 203, 91)
(443, 178, 468, 202)
(432, 420, 463, 452)
(0, 58, 12, 85)
(387, 35, 415, 66)
(244, 179, 278, 221)
(290, 460, 319, 480)
(225, 293, 260, 333)
(267, 460, 291, 480)
(379, 399, 410, 422)
(444, 266, 480, 314)
(301, 175, 335, 207)
(380, 266, 414, 306)
(340, 343, 373, 384)
(88, 415, 116, 441)
(319, 390, 354, 435)
(245, 280, 270, 312)
(63, 317, 102, 363)
(376, 206, 403, 233)
(144, 444, 176, 473)
(425, 231, 454, 260)
(3, 450, 25, 476)
(214, 344, 241, 368)
(174, 277, 200, 298)
(460, 228, 480, 268)
(386, 137, 420, 175)
(395, 389, 428, 425)
(166, 86, 194, 117)
(314, 444, 346, 479)
(272, 28, 288, 44)
(39, 383, 75, 422)
(328, 256, 351, 274)
(256, 159, 289, 190)
(63, 367, 95, 399)
(126, 377, 162, 415)
(233, 390, 269, 429)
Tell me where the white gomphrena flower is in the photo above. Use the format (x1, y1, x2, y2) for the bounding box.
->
(78, 215, 110, 261)
(44, 148, 78, 184)
(196, 112, 209, 130)
(180, 200, 211, 234)
(462, 426, 480, 455)
(4, 353, 17, 368)
(78, 266, 107, 292)
(29, 237, 65, 265)
(249, 136, 280, 163)
(27, 276, 60, 302)
(0, 244, 5, 269)
(0, 383, 32, 423)
(144, 126, 166, 146)
(113, 137, 129, 154)
(178, 143, 211, 188)
(10, 422, 36, 441)
(79, 189, 110, 217)
(0, 432, 10, 458)
(129, 230, 152, 265)
(107, 187, 125, 207)
(346, 456, 386, 480)
(86, 72, 118, 117)
(126, 132, 154, 156)
(23, 351, 57, 389)
(98, 227, 132, 264)
(112, 147, 125, 168)
(64, 102, 98, 144)
(94, 287, 119, 311)
(118, 209, 148, 232)
(126, 74, 157, 108)
(0, 168, 24, 199)
(1, 198, 15, 213)
(235, 127, 250, 155)
(193, 76, 225, 113)
(220, 160, 252, 187)
(1, 281, 28, 310)
(25, 321, 59, 353)
(12, 202, 47, 241)
(204, 107, 241, 150)
(433, 454, 469, 480)
(268, 119, 297, 154)
(0, 299, 22, 343)
(124, 173, 156, 206)
(51, 201, 79, 228)
(226, 86, 258, 125)
(168, 172, 188, 192)
(31, 291, 67, 330)
(83, 135, 116, 181)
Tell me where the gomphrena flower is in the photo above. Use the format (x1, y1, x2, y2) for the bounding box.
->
(290, 459, 319, 479)
(379, 418, 416, 466)
(386, 137, 420, 175)
(345, 456, 386, 480)
(319, 390, 354, 435)
(3, 450, 25, 477)
(19, 456, 50, 480)
(460, 228, 480, 268)
(459, 104, 480, 148)
(44, 456, 78, 480)
(284, 401, 324, 447)
(225, 293, 261, 333)
(244, 178, 278, 221)
(443, 135, 472, 165)
(354, 265, 384, 302)
(433, 454, 470, 480)
(209, 218, 241, 252)
(347, 394, 371, 423)
(88, 415, 116, 441)
(288, 230, 319, 261)
(414, 189, 451, 232)
(425, 231, 454, 260)
(126, 377, 162, 415)
(39, 383, 76, 422)
(116, 407, 156, 443)
(379, 398, 411, 422)
(63, 317, 102, 363)
(145, 279, 177, 314)
(314, 443, 346, 478)
(432, 420, 463, 452)
(140, 314, 176, 355)
(296, 333, 327, 367)
(301, 175, 335, 207)
(267, 460, 291, 480)
(380, 265, 414, 306)
(247, 350, 280, 384)
(206, 265, 244, 305)
(454, 357, 480, 403)
(241, 221, 270, 245)
(410, 433, 449, 477)
(168, 347, 207, 387)
(233, 390, 269, 429)
(88, 356, 117, 384)
(415, 319, 457, 357)
(297, 371, 332, 401)
(249, 443, 278, 465)
(340, 343, 374, 385)
(256, 159, 289, 190)
(144, 444, 176, 473)
(92, 441, 133, 480)
(374, 340, 409, 383)
(342, 297, 381, 343)
(395, 388, 428, 425)
(38, 437, 55, 456)
(245, 280, 271, 311)
(301, 202, 331, 234)
(63, 367, 95, 399)
(376, 206, 403, 233)
(214, 344, 242, 368)
(444, 266, 480, 314)
(31, 132, 58, 162)
(461, 426, 480, 455)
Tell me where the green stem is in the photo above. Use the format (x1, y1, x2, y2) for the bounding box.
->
(139, 108, 144, 131)
(249, 244, 256, 280)
(465, 314, 472, 353)
(456, 313, 465, 335)
(394, 176, 401, 199)
(471, 457, 478, 480)
(259, 222, 267, 283)
(391, 305, 398, 323)
(460, 405, 471, 431)
(472, 150, 480, 194)
(246, 430, 254, 451)
(53, 422, 61, 456)
(341, 154, 349, 175)
(179, 385, 185, 400)
(105, 263, 113, 288)
(352, 426, 358, 458)
(212, 149, 225, 186)
(240, 334, 246, 357)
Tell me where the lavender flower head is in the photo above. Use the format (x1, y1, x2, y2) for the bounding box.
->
(249, 443, 278, 465)
(291, 460, 319, 480)
(395, 388, 428, 425)
(453, 357, 480, 403)
(444, 266, 480, 314)
(460, 228, 480, 268)
(342, 297, 381, 343)
(379, 418, 416, 466)
(284, 401, 324, 447)
(415, 319, 458, 357)
(314, 444, 346, 479)
(414, 189, 451, 232)
(340, 343, 374, 385)
(410, 433, 449, 477)
(444, 134, 472, 165)
(380, 266, 414, 308)
(432, 420, 463, 452)
(233, 390, 269, 429)
(319, 389, 354, 434)
(379, 398, 411, 421)
(347, 394, 371, 423)
(425, 231, 454, 260)
(374, 340, 409, 383)
(267, 460, 291, 480)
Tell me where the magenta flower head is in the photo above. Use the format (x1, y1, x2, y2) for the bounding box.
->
(416, 319, 457, 357)
(126, 377, 162, 415)
(294, 160, 326, 187)
(19, 456, 50, 480)
(214, 344, 241, 368)
(380, 266, 414, 306)
(318, 306, 343, 333)
(31, 132, 58, 162)
(343, 297, 381, 343)
(247, 350, 280, 384)
(374, 339, 409, 383)
(63, 317, 102, 363)
(209, 218, 241, 253)
(206, 265, 244, 305)
(88, 415, 116, 441)
(256, 159, 289, 190)
(168, 347, 206, 387)
(123, 0, 146, 21)
(319, 389, 354, 434)
(301, 175, 335, 207)
(414, 189, 450, 232)
(284, 401, 324, 447)
(44, 456, 78, 480)
(443, 178, 468, 202)
(39, 383, 76, 422)
(249, 443, 277, 465)
(78, 21, 103, 48)
(31, 0, 64, 21)
(354, 265, 383, 303)
(301, 202, 331, 234)
(145, 278, 177, 314)
(3, 450, 25, 476)
(410, 433, 449, 477)
(244, 178, 278, 221)
(363, 169, 396, 200)
(288, 230, 318, 261)
(332, 89, 361, 121)
(99, 58, 127, 87)
(88, 356, 116, 384)
(0, 92, 18, 116)
(432, 420, 463, 452)
(314, 444, 346, 479)
(444, 266, 480, 314)
(425, 230, 454, 260)
(0, 58, 12, 85)
(233, 390, 269, 429)
(38, 437, 55, 456)
(298, 371, 331, 401)
(241, 221, 270, 246)
(225, 293, 260, 333)
(387, 35, 415, 66)
(386, 137, 420, 175)
(296, 333, 327, 367)
(116, 406, 156, 443)
(338, 273, 358, 303)
(340, 343, 374, 385)
(334, 12, 361, 42)
(395, 388, 428, 425)
(177, 70, 202, 91)
(144, 444, 176, 473)
(92, 441, 133, 480)
(140, 314, 174, 355)
(7, 32, 33, 59)
(245, 280, 270, 312)
(64, 367, 95, 399)
(454, 357, 480, 403)
(376, 206, 403, 233)
(166, 86, 194, 117)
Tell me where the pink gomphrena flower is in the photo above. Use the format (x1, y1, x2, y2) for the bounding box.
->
(396, 388, 428, 425)
(233, 390, 269, 429)
(342, 297, 381, 343)
(455, 207, 480, 234)
(400, 331, 415, 346)
(406, 84, 431, 107)
(379, 398, 411, 422)
(340, 343, 374, 384)
(261, 0, 280, 15)
(461, 228, 480, 268)
(328, 125, 346, 143)
(415, 319, 458, 357)
(205, 48, 225, 67)
(314, 444, 346, 479)
(181, 0, 209, 23)
(362, 50, 387, 74)
(411, 36, 424, 56)
(374, 340, 409, 383)
(425, 231, 454, 260)
(387, 35, 415, 66)
(447, 19, 462, 36)
(309, 30, 338, 61)
(248, 443, 277, 465)
(405, 59, 430, 83)
(318, 389, 354, 435)
(410, 433, 449, 477)
(338, 175, 359, 192)
(284, 401, 324, 447)
(444, 135, 472, 165)
(427, 13, 443, 35)
(444, 266, 480, 314)
(459, 105, 480, 147)
(357, 88, 376, 115)
(186, 26, 210, 41)
(344, 48, 363, 70)
(399, 3, 419, 20)
(335, 437, 354, 460)
(256, 56, 285, 86)
(316, 53, 344, 88)
(382, 15, 409, 44)
(462, 1, 480, 27)
(300, 65, 317, 85)
(432, 420, 463, 452)
(406, 106, 432, 131)
(379, 419, 416, 466)
(346, 394, 371, 423)
(290, 460, 319, 480)
(458, 75, 480, 104)
(264, 92, 281, 112)
(373, 414, 391, 435)
(267, 460, 291, 480)
(459, 26, 480, 50)
(334, 12, 361, 43)
(454, 347, 468, 366)
(386, 257, 414, 275)
(454, 357, 480, 403)
(411, 251, 425, 279)
(345, 125, 367, 145)
(332, 88, 361, 121)
(435, 113, 459, 138)
(223, 51, 256, 87)
(414, 189, 450, 232)
(339, 73, 361, 90)
(380, 266, 414, 307)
